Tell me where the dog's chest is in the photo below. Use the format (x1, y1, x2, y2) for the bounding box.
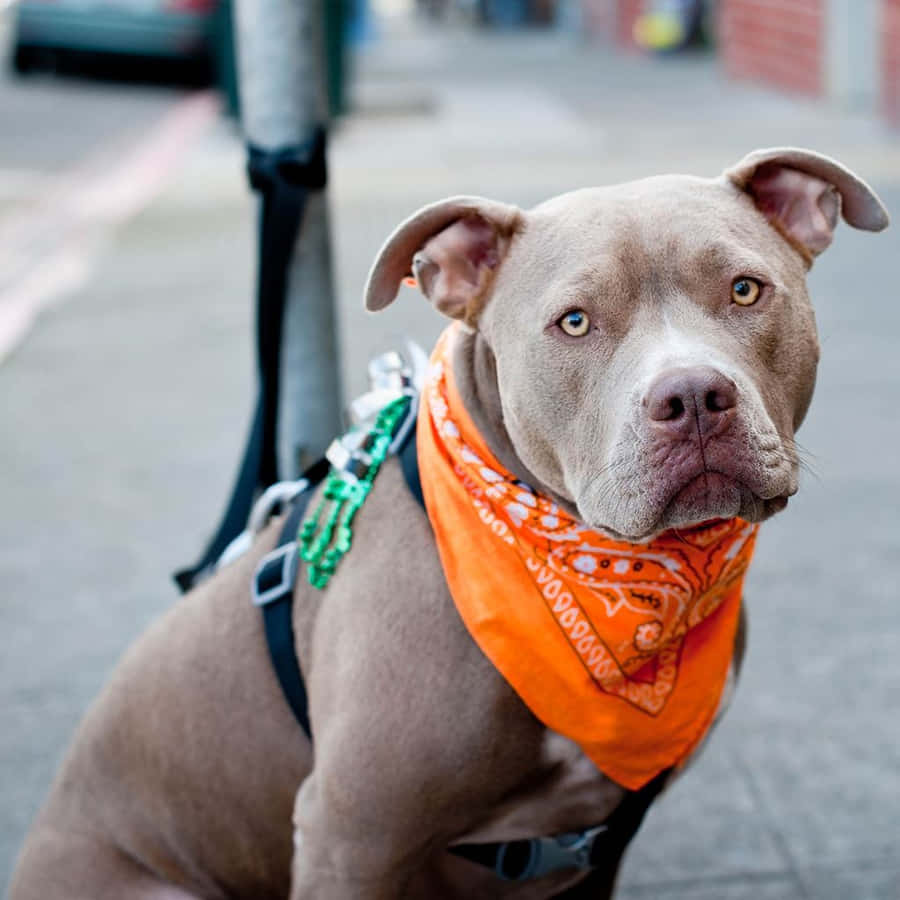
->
(454, 731, 626, 845)
(454, 655, 740, 848)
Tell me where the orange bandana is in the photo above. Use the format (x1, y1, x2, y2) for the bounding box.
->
(418, 327, 759, 789)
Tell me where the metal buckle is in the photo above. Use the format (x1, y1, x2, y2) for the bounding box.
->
(252, 543, 299, 607)
(217, 530, 254, 570)
(348, 388, 405, 425)
(549, 824, 608, 870)
(349, 344, 423, 427)
(496, 824, 608, 881)
(326, 435, 373, 484)
(216, 479, 309, 572)
(248, 479, 310, 534)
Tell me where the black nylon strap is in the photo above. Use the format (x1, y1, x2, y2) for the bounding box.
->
(451, 768, 670, 882)
(260, 497, 314, 738)
(258, 405, 419, 740)
(256, 456, 330, 738)
(398, 418, 424, 508)
(174, 397, 265, 592)
(248, 132, 328, 491)
(588, 768, 670, 866)
(173, 130, 328, 594)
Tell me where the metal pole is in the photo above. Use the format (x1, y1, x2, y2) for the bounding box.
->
(234, 0, 343, 478)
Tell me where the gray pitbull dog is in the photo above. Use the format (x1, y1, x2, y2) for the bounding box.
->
(10, 148, 888, 900)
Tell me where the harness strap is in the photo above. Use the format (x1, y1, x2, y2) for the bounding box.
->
(588, 768, 670, 866)
(252, 457, 330, 739)
(252, 413, 418, 737)
(399, 423, 424, 508)
(451, 768, 670, 882)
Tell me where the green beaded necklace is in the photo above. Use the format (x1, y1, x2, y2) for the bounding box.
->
(298, 396, 410, 589)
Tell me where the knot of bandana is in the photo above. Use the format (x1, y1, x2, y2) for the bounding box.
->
(417, 327, 759, 789)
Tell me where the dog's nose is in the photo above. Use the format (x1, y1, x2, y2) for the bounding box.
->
(643, 366, 737, 437)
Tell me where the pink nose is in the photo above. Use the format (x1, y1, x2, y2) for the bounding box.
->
(643, 366, 737, 437)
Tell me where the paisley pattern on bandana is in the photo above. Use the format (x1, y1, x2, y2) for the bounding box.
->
(417, 326, 759, 789)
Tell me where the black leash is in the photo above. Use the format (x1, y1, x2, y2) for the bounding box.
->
(174, 130, 328, 594)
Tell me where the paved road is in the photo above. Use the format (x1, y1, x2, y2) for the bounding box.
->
(0, 19, 243, 888)
(1, 11, 899, 898)
(0, 11, 218, 361)
(0, 9, 192, 204)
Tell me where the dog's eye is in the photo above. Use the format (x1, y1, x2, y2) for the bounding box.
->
(731, 277, 762, 306)
(559, 310, 591, 337)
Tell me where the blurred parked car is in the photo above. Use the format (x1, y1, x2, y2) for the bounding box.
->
(9, 0, 218, 74)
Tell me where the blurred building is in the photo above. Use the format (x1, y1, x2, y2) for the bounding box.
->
(579, 0, 900, 127)
(418, 0, 559, 24)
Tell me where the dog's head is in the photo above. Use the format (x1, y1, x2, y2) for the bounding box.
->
(366, 149, 888, 541)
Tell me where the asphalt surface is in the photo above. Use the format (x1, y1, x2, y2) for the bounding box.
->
(0, 11, 193, 202)
(1, 11, 899, 899)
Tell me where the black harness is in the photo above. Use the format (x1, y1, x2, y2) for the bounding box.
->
(251, 425, 669, 885)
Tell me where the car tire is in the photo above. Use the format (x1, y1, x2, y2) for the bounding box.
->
(10, 43, 61, 75)
(11, 44, 37, 74)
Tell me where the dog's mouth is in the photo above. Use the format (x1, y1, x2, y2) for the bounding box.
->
(668, 469, 744, 512)
(572, 416, 800, 543)
(659, 462, 793, 529)
(582, 469, 793, 543)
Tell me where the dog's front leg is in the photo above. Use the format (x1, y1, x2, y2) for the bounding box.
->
(288, 766, 433, 900)
(283, 648, 541, 900)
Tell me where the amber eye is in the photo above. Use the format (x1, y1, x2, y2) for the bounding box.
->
(731, 277, 762, 306)
(559, 310, 591, 337)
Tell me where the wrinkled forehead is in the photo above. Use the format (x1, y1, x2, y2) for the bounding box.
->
(519, 175, 790, 278)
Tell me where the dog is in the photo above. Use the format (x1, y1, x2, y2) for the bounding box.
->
(9, 148, 888, 900)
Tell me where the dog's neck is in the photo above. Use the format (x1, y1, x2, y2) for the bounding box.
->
(451, 328, 576, 515)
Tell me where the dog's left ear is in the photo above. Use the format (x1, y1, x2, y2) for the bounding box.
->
(365, 196, 522, 322)
(724, 147, 889, 261)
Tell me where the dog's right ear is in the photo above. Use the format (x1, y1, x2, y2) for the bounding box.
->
(364, 196, 522, 323)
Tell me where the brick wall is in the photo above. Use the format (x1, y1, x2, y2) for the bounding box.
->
(884, 0, 900, 124)
(579, 0, 644, 47)
(616, 0, 644, 47)
(718, 0, 825, 96)
(580, 0, 897, 127)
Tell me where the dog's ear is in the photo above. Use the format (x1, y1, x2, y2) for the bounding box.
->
(365, 196, 522, 322)
(724, 147, 889, 261)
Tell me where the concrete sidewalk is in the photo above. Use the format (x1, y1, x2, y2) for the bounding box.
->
(2, 13, 899, 898)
